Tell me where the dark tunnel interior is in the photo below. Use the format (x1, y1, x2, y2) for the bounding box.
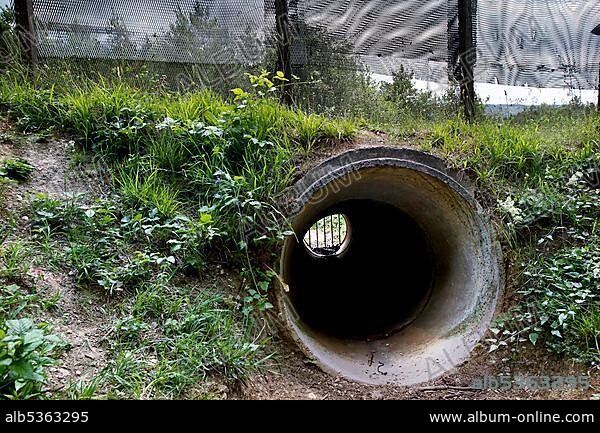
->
(288, 199, 435, 339)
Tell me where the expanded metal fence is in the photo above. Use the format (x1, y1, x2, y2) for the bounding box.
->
(8, 0, 600, 91)
(32, 0, 267, 64)
(476, 0, 600, 90)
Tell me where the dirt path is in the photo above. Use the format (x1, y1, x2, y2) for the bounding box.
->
(1, 132, 104, 204)
(1, 122, 112, 395)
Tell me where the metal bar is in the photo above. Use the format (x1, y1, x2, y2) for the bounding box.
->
(14, 0, 37, 65)
(593, 25, 600, 111)
(329, 215, 333, 246)
(458, 0, 475, 122)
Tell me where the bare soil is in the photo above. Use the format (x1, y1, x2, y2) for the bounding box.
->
(1, 121, 597, 400)
(239, 334, 598, 400)
(1, 122, 113, 394)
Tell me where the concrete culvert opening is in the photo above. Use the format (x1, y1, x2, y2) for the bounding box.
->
(278, 148, 503, 385)
(293, 200, 433, 339)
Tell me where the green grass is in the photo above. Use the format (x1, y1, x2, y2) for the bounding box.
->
(18, 187, 277, 398)
(55, 281, 268, 400)
(117, 164, 182, 217)
(0, 240, 31, 282)
(102, 284, 268, 399)
(411, 113, 599, 191)
(0, 67, 355, 222)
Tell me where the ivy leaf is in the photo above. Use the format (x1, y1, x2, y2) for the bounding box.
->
(528, 333, 539, 345)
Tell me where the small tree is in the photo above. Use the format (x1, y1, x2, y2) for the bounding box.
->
(164, 1, 227, 63)
(380, 66, 419, 109)
(108, 12, 137, 58)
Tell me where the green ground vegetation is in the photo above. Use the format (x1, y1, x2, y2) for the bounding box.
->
(0, 50, 598, 398)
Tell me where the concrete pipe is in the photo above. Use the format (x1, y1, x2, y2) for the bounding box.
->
(278, 147, 504, 385)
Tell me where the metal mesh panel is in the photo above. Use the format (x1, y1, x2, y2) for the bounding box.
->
(28, 0, 600, 90)
(33, 0, 266, 64)
(475, 0, 600, 89)
(289, 0, 451, 82)
(264, 0, 453, 83)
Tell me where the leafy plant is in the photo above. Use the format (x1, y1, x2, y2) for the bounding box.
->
(490, 154, 600, 362)
(242, 268, 276, 316)
(1, 158, 34, 181)
(113, 316, 148, 343)
(520, 245, 599, 362)
(203, 169, 293, 253)
(101, 287, 269, 398)
(0, 319, 62, 399)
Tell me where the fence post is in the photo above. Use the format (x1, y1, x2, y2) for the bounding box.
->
(274, 0, 292, 105)
(458, 0, 475, 122)
(13, 0, 37, 65)
(592, 24, 600, 111)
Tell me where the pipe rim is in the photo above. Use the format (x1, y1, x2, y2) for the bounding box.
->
(278, 147, 504, 385)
